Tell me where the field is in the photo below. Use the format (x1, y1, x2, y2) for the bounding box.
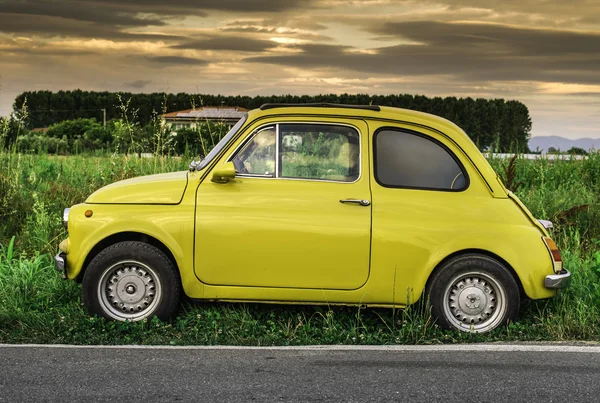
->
(1, 151, 599, 345)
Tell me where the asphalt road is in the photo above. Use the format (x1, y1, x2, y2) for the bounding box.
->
(1, 344, 600, 402)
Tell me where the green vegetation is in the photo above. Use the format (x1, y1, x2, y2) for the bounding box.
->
(0, 150, 599, 345)
(11, 90, 532, 152)
(547, 146, 589, 156)
(6, 102, 231, 156)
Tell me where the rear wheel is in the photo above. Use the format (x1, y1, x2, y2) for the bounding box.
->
(82, 241, 181, 321)
(427, 254, 520, 333)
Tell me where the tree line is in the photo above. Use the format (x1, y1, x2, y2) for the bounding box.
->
(3, 90, 533, 153)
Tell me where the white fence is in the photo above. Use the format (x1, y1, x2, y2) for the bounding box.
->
(485, 153, 588, 161)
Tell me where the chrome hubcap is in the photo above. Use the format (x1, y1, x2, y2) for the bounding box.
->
(443, 272, 506, 333)
(450, 277, 496, 323)
(98, 261, 161, 321)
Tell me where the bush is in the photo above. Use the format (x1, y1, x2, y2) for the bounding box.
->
(16, 134, 69, 154)
(46, 118, 102, 140)
(171, 122, 230, 157)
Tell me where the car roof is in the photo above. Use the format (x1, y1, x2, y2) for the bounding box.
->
(250, 103, 466, 141)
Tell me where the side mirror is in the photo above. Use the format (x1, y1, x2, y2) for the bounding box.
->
(211, 161, 236, 183)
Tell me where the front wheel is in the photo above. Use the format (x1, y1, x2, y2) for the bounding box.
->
(427, 254, 520, 333)
(82, 241, 181, 321)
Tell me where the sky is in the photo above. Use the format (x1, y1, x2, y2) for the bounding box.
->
(0, 0, 599, 139)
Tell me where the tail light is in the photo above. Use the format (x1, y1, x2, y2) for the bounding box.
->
(542, 237, 563, 274)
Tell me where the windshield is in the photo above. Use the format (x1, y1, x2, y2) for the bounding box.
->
(196, 114, 248, 170)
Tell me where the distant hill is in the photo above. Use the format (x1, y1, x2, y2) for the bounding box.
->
(529, 136, 600, 153)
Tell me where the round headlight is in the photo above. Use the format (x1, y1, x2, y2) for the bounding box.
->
(63, 208, 71, 230)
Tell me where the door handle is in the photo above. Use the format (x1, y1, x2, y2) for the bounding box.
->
(340, 199, 371, 206)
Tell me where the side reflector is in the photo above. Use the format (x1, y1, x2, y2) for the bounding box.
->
(85, 210, 93, 218)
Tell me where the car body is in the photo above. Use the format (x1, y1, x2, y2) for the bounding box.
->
(55, 103, 570, 333)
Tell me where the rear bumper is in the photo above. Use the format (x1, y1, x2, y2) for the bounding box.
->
(545, 269, 571, 289)
(54, 252, 67, 279)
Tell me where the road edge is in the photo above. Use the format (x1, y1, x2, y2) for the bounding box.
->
(1, 343, 600, 352)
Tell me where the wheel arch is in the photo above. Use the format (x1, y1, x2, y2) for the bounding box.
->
(75, 231, 178, 282)
(424, 248, 526, 299)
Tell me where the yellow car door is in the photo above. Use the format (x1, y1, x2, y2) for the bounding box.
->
(194, 118, 371, 290)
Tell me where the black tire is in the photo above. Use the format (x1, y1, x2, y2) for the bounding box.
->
(82, 241, 181, 322)
(427, 253, 520, 333)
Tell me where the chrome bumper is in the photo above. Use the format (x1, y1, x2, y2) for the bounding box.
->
(54, 252, 67, 278)
(545, 269, 571, 289)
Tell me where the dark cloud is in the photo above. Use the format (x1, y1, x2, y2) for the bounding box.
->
(246, 22, 600, 84)
(87, 0, 315, 13)
(0, 39, 96, 56)
(0, 13, 185, 41)
(0, 0, 317, 40)
(420, 0, 600, 18)
(0, 1, 168, 27)
(124, 80, 152, 89)
(0, 0, 314, 29)
(374, 21, 600, 57)
(147, 56, 209, 66)
(170, 37, 275, 52)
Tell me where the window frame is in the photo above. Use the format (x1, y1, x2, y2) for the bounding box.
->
(231, 125, 277, 178)
(373, 127, 470, 192)
(197, 114, 247, 170)
(228, 121, 362, 184)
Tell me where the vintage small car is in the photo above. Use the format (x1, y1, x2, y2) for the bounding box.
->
(55, 103, 570, 333)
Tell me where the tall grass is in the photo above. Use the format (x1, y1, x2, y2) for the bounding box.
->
(0, 153, 187, 252)
(0, 151, 599, 344)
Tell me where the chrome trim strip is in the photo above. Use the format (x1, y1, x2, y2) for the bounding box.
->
(545, 269, 571, 289)
(275, 123, 280, 177)
(538, 219, 553, 229)
(234, 175, 357, 184)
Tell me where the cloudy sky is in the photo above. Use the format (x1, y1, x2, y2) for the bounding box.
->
(0, 0, 599, 139)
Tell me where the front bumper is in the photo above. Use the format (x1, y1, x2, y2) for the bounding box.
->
(54, 252, 67, 278)
(545, 269, 571, 289)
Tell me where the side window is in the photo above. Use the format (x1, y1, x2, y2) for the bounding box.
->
(280, 124, 360, 182)
(375, 129, 467, 190)
(232, 126, 276, 176)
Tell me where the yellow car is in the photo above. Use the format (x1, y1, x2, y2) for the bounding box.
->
(55, 103, 570, 333)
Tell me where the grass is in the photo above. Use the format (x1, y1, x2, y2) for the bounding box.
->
(0, 152, 600, 345)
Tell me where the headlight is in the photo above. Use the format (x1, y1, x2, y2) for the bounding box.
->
(63, 208, 70, 230)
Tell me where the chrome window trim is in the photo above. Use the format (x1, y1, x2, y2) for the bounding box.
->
(228, 121, 362, 184)
(197, 114, 247, 171)
(373, 127, 470, 192)
(231, 125, 277, 177)
(275, 123, 280, 177)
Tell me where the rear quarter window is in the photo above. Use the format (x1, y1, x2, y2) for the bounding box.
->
(374, 129, 468, 191)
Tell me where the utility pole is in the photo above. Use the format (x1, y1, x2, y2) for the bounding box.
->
(101, 108, 106, 128)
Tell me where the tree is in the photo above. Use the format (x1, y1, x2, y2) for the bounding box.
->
(13, 90, 533, 153)
(568, 146, 587, 155)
